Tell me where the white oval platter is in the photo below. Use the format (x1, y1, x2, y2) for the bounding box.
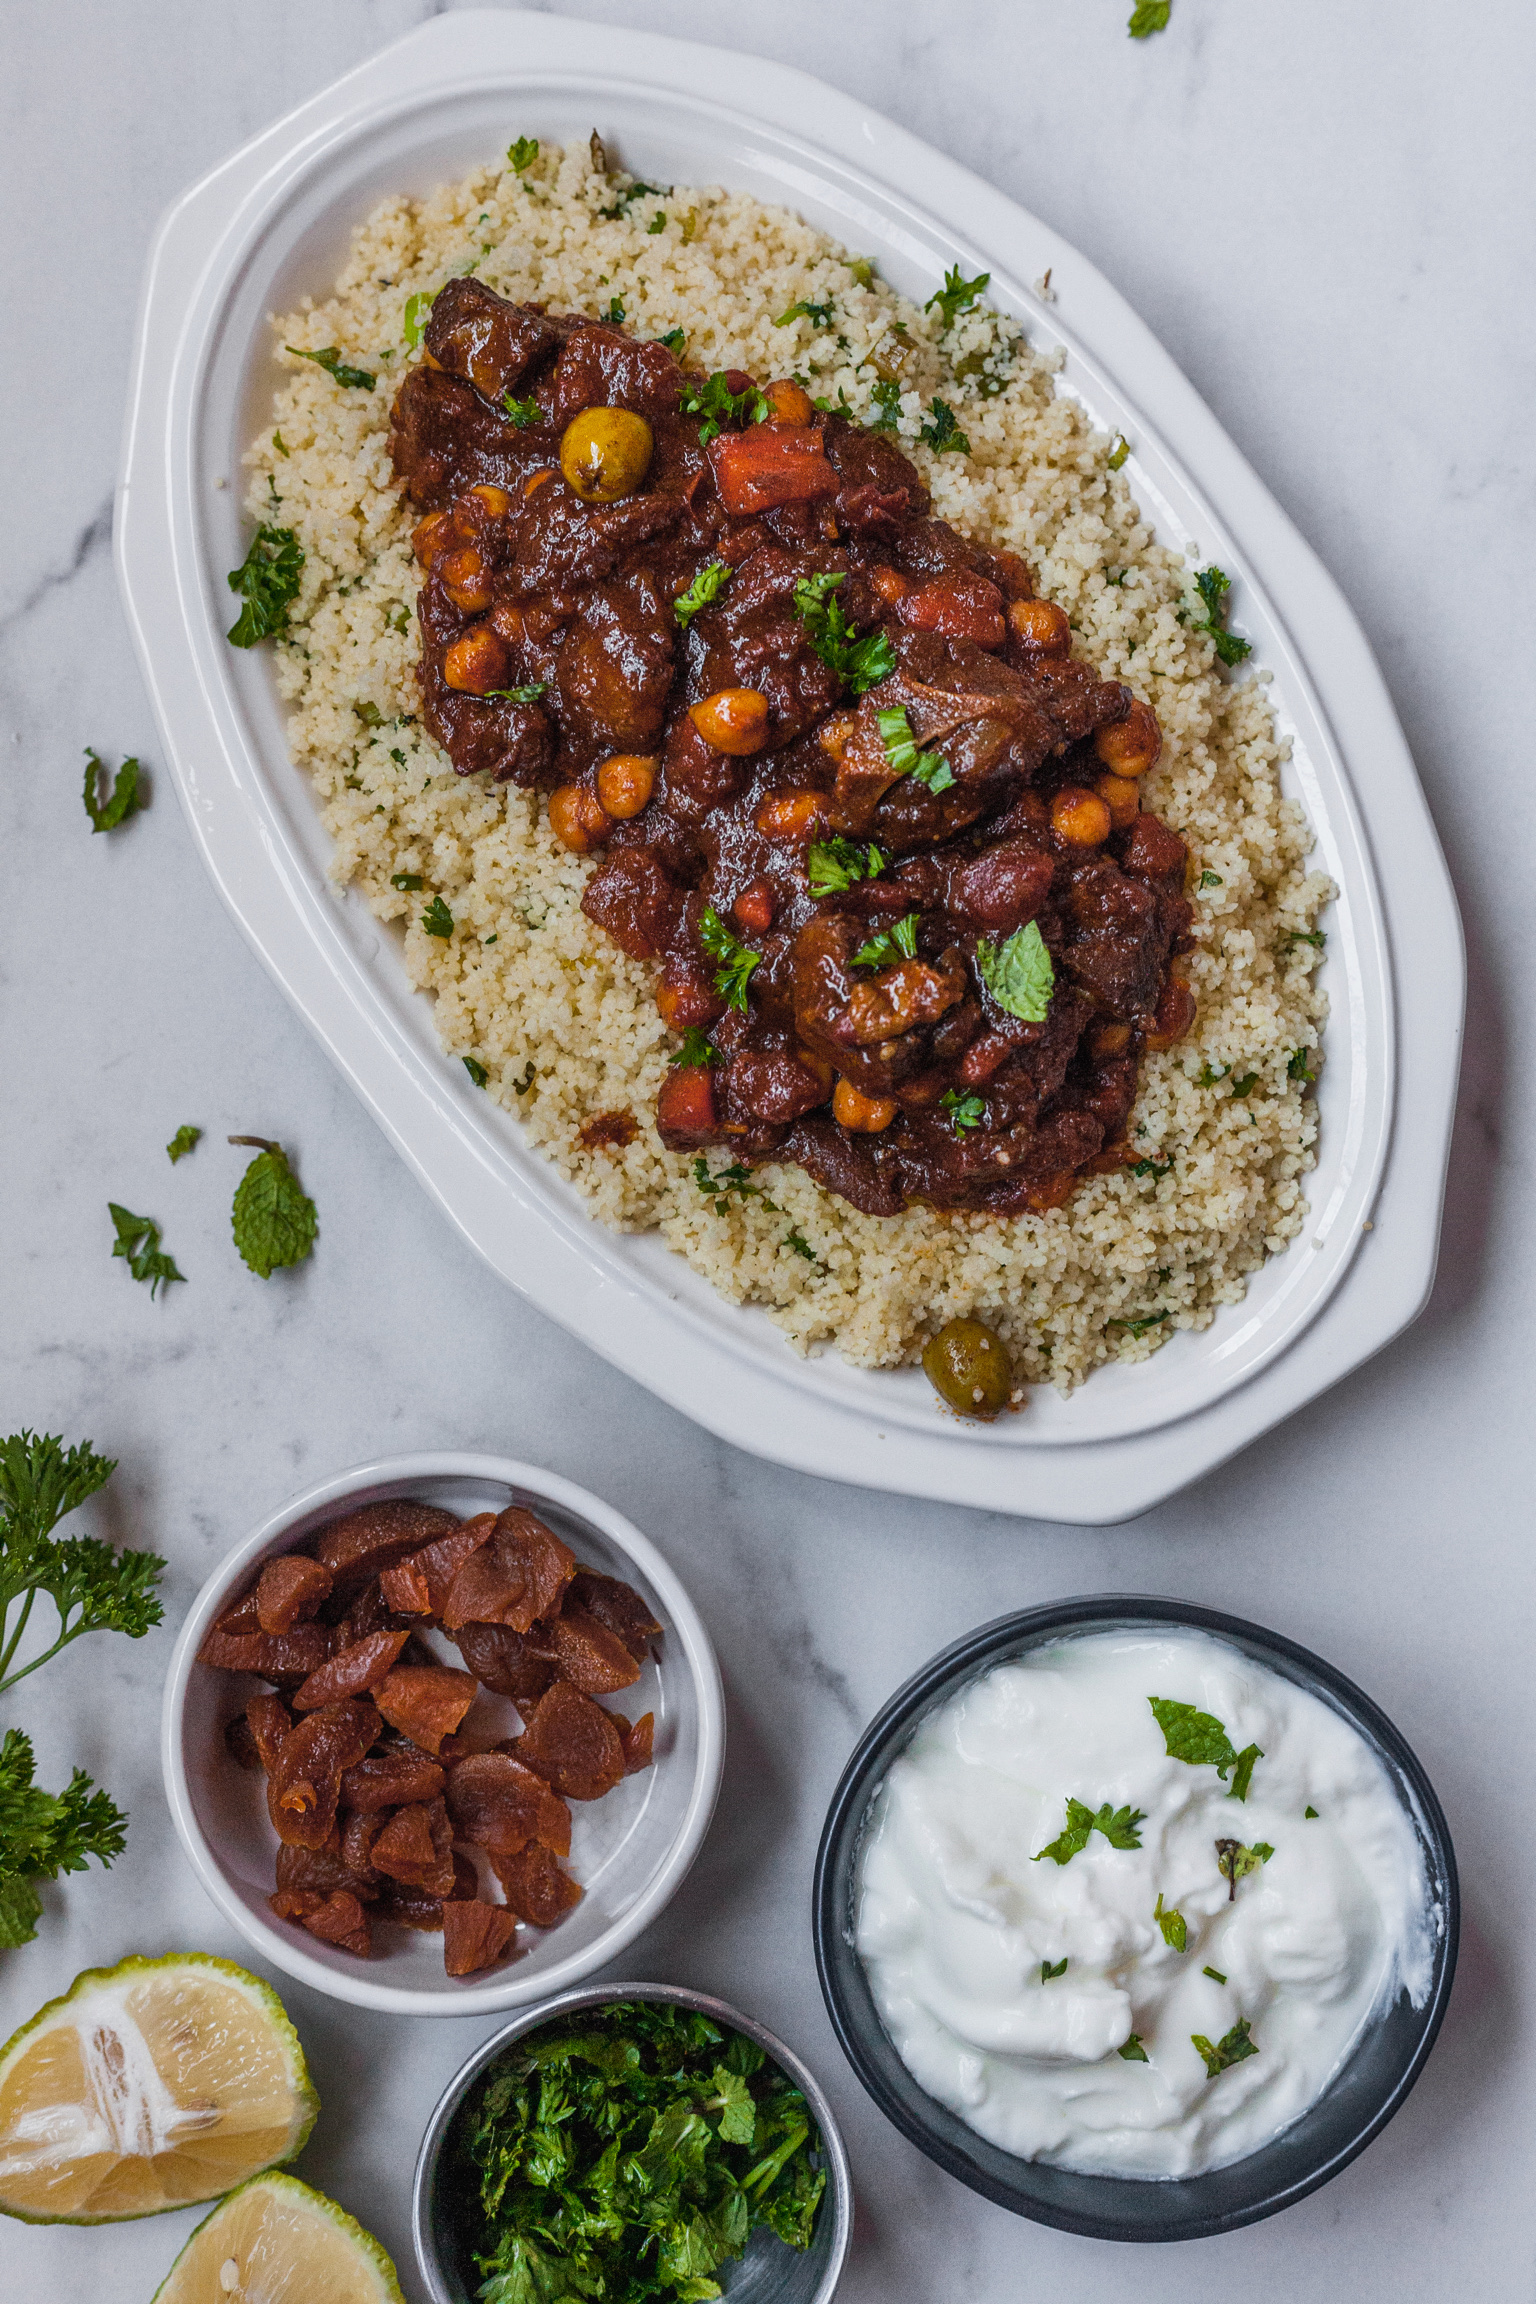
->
(114, 9, 1463, 1524)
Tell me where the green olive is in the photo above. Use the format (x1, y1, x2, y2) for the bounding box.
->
(560, 406, 654, 503)
(922, 1317, 1015, 1420)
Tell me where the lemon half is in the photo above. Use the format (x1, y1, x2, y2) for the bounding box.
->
(0, 1952, 318, 2223)
(152, 2171, 405, 2304)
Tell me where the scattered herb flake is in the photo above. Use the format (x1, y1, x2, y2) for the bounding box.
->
(391, 872, 423, 891)
(1107, 1309, 1171, 1339)
(508, 136, 540, 172)
(1035, 1798, 1146, 1866)
(920, 397, 970, 454)
(1215, 1837, 1274, 1899)
(1229, 1072, 1260, 1098)
(1118, 2034, 1150, 2062)
(1192, 2018, 1258, 2079)
(867, 377, 903, 432)
(1130, 1155, 1173, 1180)
(1199, 869, 1224, 890)
(1108, 434, 1132, 469)
(1185, 564, 1251, 665)
(783, 1226, 818, 1264)
(794, 573, 896, 695)
(655, 327, 687, 356)
(1041, 1957, 1069, 1983)
(1229, 1744, 1263, 1803)
(775, 298, 835, 330)
(808, 836, 886, 895)
(852, 914, 920, 970)
(1203, 1966, 1228, 1984)
(647, 211, 667, 234)
(1283, 928, 1326, 951)
(513, 1062, 536, 1095)
(669, 1028, 717, 1069)
(926, 264, 990, 330)
(692, 1156, 777, 1216)
(976, 921, 1054, 1023)
(698, 907, 760, 1010)
(484, 681, 549, 703)
(228, 1138, 318, 1278)
(877, 703, 953, 792)
(1287, 1046, 1318, 1083)
(1154, 1892, 1187, 1952)
(940, 1090, 986, 1134)
(107, 1205, 185, 1299)
(422, 896, 454, 938)
(272, 430, 288, 457)
(463, 1057, 489, 1089)
(605, 296, 627, 325)
(166, 1125, 201, 1164)
(403, 291, 436, 350)
(680, 370, 770, 446)
(1197, 1061, 1229, 1087)
(673, 561, 732, 628)
(285, 344, 375, 391)
(501, 393, 541, 427)
(81, 749, 145, 832)
(226, 523, 304, 647)
(1129, 1, 1172, 36)
(1305, 1806, 1319, 1819)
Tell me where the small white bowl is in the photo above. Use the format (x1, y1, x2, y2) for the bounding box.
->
(161, 1452, 725, 2016)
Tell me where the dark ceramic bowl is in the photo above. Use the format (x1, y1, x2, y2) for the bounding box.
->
(813, 1596, 1458, 2243)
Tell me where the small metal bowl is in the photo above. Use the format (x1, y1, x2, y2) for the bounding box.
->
(413, 1982, 853, 2304)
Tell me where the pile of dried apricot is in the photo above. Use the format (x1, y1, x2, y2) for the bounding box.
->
(199, 1497, 659, 1976)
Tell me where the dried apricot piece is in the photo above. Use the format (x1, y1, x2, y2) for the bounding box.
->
(551, 1603, 641, 1696)
(379, 1853, 476, 1932)
(215, 1585, 262, 1636)
(271, 1886, 372, 1957)
(198, 1623, 334, 1685)
(450, 1622, 557, 1707)
(339, 1809, 387, 1885)
(339, 1745, 446, 1812)
(569, 1568, 662, 1661)
(371, 1797, 457, 1896)
(256, 1554, 334, 1633)
(332, 1577, 411, 1646)
(373, 1663, 478, 1753)
(619, 1711, 654, 1775)
(441, 1509, 575, 1634)
(492, 1841, 584, 1929)
(377, 1562, 432, 1616)
(385, 1512, 497, 1619)
(247, 1691, 294, 1773)
(225, 1714, 262, 1771)
(514, 1680, 625, 1801)
(266, 1702, 377, 1849)
(311, 1498, 463, 1599)
(291, 1629, 410, 1711)
(445, 1751, 572, 1860)
(275, 1839, 379, 1903)
(442, 1897, 519, 1976)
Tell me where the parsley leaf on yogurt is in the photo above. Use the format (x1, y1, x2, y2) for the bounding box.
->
(1034, 1798, 1146, 1865)
(1191, 2018, 1258, 2079)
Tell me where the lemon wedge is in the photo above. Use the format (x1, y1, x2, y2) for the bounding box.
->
(0, 1952, 318, 2223)
(152, 2171, 405, 2304)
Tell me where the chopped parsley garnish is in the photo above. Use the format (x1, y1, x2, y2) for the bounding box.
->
(1149, 1698, 1262, 1801)
(920, 398, 970, 455)
(0, 1433, 164, 1715)
(673, 561, 732, 628)
(976, 921, 1054, 1022)
(1118, 2034, 1150, 2062)
(679, 371, 768, 446)
(108, 1205, 185, 1299)
(1199, 869, 1224, 890)
(808, 837, 886, 895)
(229, 1137, 318, 1278)
(1185, 565, 1251, 665)
(655, 327, 687, 356)
(1041, 1958, 1068, 1983)
(852, 913, 919, 969)
(941, 1090, 986, 1134)
(463, 1057, 489, 1088)
(926, 264, 990, 330)
(166, 1125, 201, 1164)
(1305, 1806, 1320, 1819)
(285, 344, 375, 391)
(1203, 1966, 1228, 1985)
(599, 179, 667, 219)
(1130, 1156, 1173, 1179)
(1215, 1838, 1274, 1899)
(1197, 1062, 1229, 1087)
(1154, 1892, 1187, 1952)
(484, 682, 549, 703)
(1108, 434, 1132, 470)
(501, 393, 541, 427)
(775, 298, 835, 330)
(1287, 1045, 1317, 1083)
(1034, 1798, 1146, 1865)
(794, 573, 897, 694)
(877, 703, 953, 792)
(272, 431, 288, 456)
(507, 136, 540, 172)
(605, 296, 627, 324)
(1129, 1, 1172, 35)
(82, 748, 144, 832)
(692, 1157, 777, 1215)
(456, 1999, 826, 2303)
(392, 872, 424, 891)
(1192, 2018, 1257, 2080)
(698, 907, 760, 1010)
(1107, 1309, 1170, 1338)
(783, 1226, 818, 1264)
(513, 1062, 536, 1095)
(422, 896, 454, 938)
(0, 1727, 129, 1950)
(867, 377, 903, 432)
(669, 1028, 717, 1069)
(226, 523, 304, 647)
(402, 291, 436, 350)
(1283, 928, 1326, 951)
(647, 212, 667, 234)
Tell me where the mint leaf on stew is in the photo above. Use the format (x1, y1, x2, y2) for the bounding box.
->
(976, 921, 1054, 1022)
(229, 1139, 317, 1278)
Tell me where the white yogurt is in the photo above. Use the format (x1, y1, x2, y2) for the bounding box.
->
(854, 1630, 1435, 2178)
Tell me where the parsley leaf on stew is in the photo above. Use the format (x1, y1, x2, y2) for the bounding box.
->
(1119, 2034, 1150, 2062)
(507, 136, 539, 172)
(229, 1138, 318, 1278)
(1034, 1798, 1146, 1865)
(422, 896, 454, 938)
(920, 398, 970, 454)
(807, 836, 886, 895)
(82, 749, 145, 832)
(285, 344, 375, 391)
(673, 561, 732, 628)
(1185, 564, 1251, 664)
(501, 393, 541, 427)
(670, 1027, 717, 1069)
(926, 264, 991, 330)
(484, 682, 549, 703)
(403, 291, 436, 350)
(852, 914, 919, 970)
(107, 1205, 185, 1299)
(463, 1057, 489, 1088)
(656, 327, 687, 356)
(877, 704, 953, 791)
(1129, 0, 1172, 34)
(680, 371, 768, 446)
(774, 298, 835, 329)
(1154, 1892, 1187, 1951)
(166, 1125, 201, 1164)
(941, 1090, 986, 1134)
(794, 573, 897, 695)
(698, 907, 760, 1010)
(226, 523, 304, 647)
(1192, 2018, 1258, 2079)
(976, 921, 1054, 1022)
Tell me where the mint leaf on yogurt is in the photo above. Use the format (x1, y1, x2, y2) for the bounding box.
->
(1150, 1698, 1263, 1799)
(1191, 2018, 1258, 2080)
(1034, 1798, 1145, 1865)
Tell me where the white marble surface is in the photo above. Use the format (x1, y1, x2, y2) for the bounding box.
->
(1, 2, 1532, 2297)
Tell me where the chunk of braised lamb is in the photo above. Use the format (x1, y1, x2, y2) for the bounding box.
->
(781, 1112, 907, 1216)
(1116, 810, 1189, 890)
(442, 1896, 520, 1976)
(291, 1629, 411, 1713)
(555, 577, 675, 750)
(500, 474, 683, 599)
(896, 572, 1007, 650)
(820, 413, 930, 514)
(450, 1620, 558, 1709)
(445, 1751, 572, 1858)
(790, 915, 933, 1094)
(689, 545, 845, 747)
(492, 1841, 583, 1929)
(370, 1796, 458, 1895)
(440, 1508, 576, 1635)
(418, 644, 557, 786)
(568, 1570, 662, 1662)
(835, 482, 912, 541)
(423, 278, 564, 405)
(388, 365, 527, 509)
(514, 1680, 627, 1801)
(312, 1500, 463, 1601)
(1005, 644, 1131, 749)
(719, 1045, 829, 1132)
(256, 1555, 333, 1634)
(544, 321, 683, 423)
(580, 847, 685, 964)
(339, 1745, 447, 1812)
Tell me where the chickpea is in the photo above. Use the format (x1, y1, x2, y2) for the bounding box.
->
(657, 974, 725, 1030)
(871, 566, 911, 606)
(1008, 597, 1071, 654)
(691, 688, 771, 756)
(595, 754, 658, 819)
(921, 1317, 1015, 1420)
(817, 711, 858, 762)
(1094, 698, 1162, 777)
(1050, 786, 1113, 848)
(1087, 1020, 1134, 1060)
(443, 625, 511, 695)
(756, 790, 825, 841)
(733, 878, 776, 934)
(560, 407, 655, 503)
(1097, 772, 1142, 831)
(467, 483, 512, 519)
(761, 377, 817, 424)
(440, 546, 494, 614)
(411, 510, 452, 568)
(833, 1077, 899, 1133)
(547, 783, 613, 853)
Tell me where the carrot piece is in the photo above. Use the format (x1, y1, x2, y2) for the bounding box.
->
(710, 423, 838, 515)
